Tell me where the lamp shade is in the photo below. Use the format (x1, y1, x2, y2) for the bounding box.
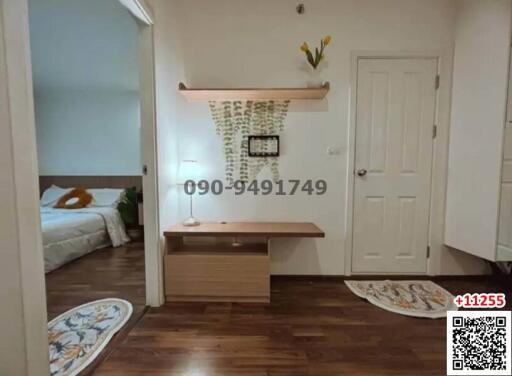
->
(178, 159, 200, 184)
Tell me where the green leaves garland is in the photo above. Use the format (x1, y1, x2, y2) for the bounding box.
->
(209, 99, 290, 184)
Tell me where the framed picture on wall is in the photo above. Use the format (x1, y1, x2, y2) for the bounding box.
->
(248, 135, 280, 157)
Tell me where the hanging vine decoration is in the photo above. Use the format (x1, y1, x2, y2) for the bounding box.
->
(239, 100, 251, 182)
(209, 99, 290, 184)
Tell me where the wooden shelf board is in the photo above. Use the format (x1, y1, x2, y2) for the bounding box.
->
(178, 82, 329, 102)
(170, 250, 268, 256)
(171, 241, 268, 255)
(165, 222, 325, 238)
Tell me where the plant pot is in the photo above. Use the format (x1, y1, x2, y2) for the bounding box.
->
(126, 226, 143, 241)
(307, 68, 324, 88)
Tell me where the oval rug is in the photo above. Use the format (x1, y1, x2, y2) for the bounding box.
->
(345, 280, 457, 318)
(48, 298, 133, 376)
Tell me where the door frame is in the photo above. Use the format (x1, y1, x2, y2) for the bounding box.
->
(0, 0, 162, 373)
(117, 0, 164, 306)
(345, 51, 444, 276)
(0, 0, 50, 374)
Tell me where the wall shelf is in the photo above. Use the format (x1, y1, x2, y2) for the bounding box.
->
(178, 82, 330, 102)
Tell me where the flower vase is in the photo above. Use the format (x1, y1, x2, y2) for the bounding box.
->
(307, 68, 324, 88)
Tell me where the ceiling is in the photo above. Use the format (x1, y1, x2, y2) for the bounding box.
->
(28, 0, 139, 92)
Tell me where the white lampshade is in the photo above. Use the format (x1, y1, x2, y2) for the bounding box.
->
(178, 159, 200, 184)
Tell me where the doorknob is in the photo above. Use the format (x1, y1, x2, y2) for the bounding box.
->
(357, 169, 367, 177)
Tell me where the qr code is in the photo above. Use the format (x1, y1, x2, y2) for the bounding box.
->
(447, 311, 511, 375)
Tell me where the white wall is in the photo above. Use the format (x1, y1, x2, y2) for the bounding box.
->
(149, 0, 489, 275)
(28, 0, 139, 92)
(151, 0, 183, 249)
(29, 0, 141, 176)
(34, 89, 141, 175)
(445, 0, 512, 261)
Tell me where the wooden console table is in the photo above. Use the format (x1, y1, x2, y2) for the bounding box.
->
(164, 222, 324, 303)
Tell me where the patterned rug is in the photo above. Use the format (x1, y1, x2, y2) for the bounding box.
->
(48, 298, 133, 376)
(345, 280, 457, 318)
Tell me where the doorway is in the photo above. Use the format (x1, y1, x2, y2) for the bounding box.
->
(28, 0, 153, 335)
(26, 0, 160, 371)
(351, 57, 438, 274)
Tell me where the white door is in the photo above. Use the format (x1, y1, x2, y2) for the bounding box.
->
(352, 58, 437, 273)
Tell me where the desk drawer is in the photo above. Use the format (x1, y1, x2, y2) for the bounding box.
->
(165, 253, 270, 302)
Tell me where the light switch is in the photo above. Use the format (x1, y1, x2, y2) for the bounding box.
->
(327, 146, 342, 155)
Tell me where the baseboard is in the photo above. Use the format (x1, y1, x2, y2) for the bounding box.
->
(165, 295, 269, 303)
(497, 245, 512, 261)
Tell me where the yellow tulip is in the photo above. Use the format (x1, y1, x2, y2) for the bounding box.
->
(300, 42, 309, 52)
(323, 35, 332, 45)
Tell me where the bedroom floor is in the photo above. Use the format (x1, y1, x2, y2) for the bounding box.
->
(93, 275, 511, 376)
(45, 241, 146, 374)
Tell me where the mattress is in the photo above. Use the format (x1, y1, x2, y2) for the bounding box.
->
(41, 207, 129, 273)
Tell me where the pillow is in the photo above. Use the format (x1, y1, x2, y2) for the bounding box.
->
(40, 185, 73, 207)
(87, 188, 125, 207)
(54, 188, 93, 209)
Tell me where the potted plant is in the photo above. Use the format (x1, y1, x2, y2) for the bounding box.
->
(300, 35, 332, 87)
(117, 187, 142, 241)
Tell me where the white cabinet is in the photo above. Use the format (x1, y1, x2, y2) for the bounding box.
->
(445, 0, 512, 262)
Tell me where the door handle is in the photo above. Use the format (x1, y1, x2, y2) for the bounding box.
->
(356, 169, 367, 177)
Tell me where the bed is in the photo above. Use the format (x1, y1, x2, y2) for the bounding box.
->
(41, 206, 129, 272)
(39, 176, 140, 273)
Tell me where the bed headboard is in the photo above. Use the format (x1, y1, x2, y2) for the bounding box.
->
(39, 176, 143, 195)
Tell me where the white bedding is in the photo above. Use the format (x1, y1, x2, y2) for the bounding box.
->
(41, 207, 129, 273)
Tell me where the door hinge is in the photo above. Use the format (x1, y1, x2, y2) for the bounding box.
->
(142, 165, 148, 175)
(435, 75, 440, 90)
(433, 125, 437, 139)
(426, 246, 431, 258)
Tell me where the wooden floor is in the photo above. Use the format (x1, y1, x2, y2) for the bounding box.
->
(45, 242, 146, 375)
(94, 275, 511, 376)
